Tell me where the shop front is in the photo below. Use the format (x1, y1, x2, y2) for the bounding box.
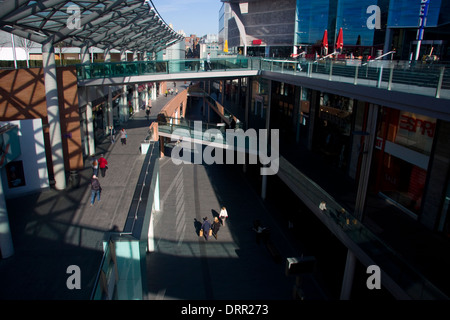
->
(314, 92, 354, 171)
(372, 108, 435, 217)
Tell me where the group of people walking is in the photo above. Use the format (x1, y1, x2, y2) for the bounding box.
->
(200, 206, 228, 241)
(89, 153, 108, 207)
(89, 127, 129, 207)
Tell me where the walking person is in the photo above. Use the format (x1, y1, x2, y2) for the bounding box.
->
(206, 52, 211, 71)
(90, 155, 98, 176)
(120, 128, 127, 145)
(90, 175, 102, 207)
(110, 126, 115, 143)
(98, 154, 108, 178)
(211, 216, 221, 240)
(219, 206, 228, 226)
(201, 217, 212, 241)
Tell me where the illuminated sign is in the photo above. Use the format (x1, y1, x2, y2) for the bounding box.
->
(253, 39, 262, 45)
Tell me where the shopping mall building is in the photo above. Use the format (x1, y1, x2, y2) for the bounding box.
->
(217, 0, 450, 299)
(220, 0, 450, 60)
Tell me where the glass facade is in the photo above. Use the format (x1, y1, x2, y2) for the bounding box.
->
(295, 0, 330, 45)
(388, 0, 442, 28)
(372, 107, 436, 216)
(295, 0, 389, 48)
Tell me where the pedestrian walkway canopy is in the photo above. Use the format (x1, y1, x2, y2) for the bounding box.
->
(0, 0, 183, 53)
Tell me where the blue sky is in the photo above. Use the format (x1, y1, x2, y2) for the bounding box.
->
(152, 0, 223, 36)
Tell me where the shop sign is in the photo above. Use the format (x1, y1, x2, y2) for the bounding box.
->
(396, 111, 435, 155)
(398, 113, 435, 138)
(375, 137, 384, 150)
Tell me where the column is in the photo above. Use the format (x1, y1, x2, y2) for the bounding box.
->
(340, 103, 379, 300)
(133, 51, 139, 113)
(261, 79, 272, 200)
(340, 250, 357, 300)
(245, 77, 250, 130)
(81, 44, 95, 156)
(144, 51, 149, 108)
(42, 41, 66, 190)
(104, 48, 113, 133)
(120, 50, 128, 123)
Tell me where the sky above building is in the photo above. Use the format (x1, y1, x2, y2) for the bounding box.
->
(152, 0, 222, 37)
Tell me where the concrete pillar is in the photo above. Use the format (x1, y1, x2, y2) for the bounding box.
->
(104, 48, 113, 133)
(221, 80, 225, 106)
(133, 51, 139, 113)
(261, 80, 272, 199)
(81, 44, 95, 155)
(85, 88, 95, 156)
(340, 103, 379, 300)
(104, 47, 111, 62)
(143, 51, 150, 108)
(120, 50, 128, 123)
(261, 171, 268, 200)
(42, 41, 66, 190)
(245, 77, 250, 130)
(203, 90, 206, 118)
(0, 177, 14, 258)
(80, 44, 90, 64)
(340, 250, 357, 300)
(354, 104, 379, 221)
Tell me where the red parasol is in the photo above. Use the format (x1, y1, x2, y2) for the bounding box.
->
(322, 29, 328, 55)
(335, 27, 343, 51)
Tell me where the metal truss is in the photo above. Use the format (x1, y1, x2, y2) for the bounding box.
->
(0, 0, 183, 53)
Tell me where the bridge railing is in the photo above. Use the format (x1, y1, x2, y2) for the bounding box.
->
(76, 57, 256, 80)
(76, 57, 449, 99)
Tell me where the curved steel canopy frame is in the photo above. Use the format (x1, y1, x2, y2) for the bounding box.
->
(0, 0, 184, 53)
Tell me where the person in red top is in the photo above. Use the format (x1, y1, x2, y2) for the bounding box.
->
(98, 154, 108, 177)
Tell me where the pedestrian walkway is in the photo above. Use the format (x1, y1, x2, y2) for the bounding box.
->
(145, 93, 328, 300)
(146, 157, 326, 300)
(0, 80, 327, 300)
(0, 82, 180, 300)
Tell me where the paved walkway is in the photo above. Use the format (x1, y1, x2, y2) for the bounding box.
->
(145, 97, 327, 300)
(0, 81, 327, 300)
(0, 82, 180, 299)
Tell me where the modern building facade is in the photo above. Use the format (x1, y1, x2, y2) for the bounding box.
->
(212, 0, 450, 300)
(1, 0, 450, 301)
(221, 0, 450, 61)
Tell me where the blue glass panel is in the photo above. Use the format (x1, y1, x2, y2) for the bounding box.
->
(388, 0, 441, 28)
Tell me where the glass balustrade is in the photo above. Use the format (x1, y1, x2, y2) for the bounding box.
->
(76, 57, 448, 99)
(278, 156, 447, 299)
(85, 56, 448, 299)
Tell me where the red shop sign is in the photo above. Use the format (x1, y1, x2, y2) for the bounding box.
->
(399, 114, 436, 138)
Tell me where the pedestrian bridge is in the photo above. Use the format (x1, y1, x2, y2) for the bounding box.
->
(76, 56, 450, 123)
(76, 56, 450, 101)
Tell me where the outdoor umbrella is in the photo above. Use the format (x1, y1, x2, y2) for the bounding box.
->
(322, 29, 328, 55)
(335, 27, 344, 52)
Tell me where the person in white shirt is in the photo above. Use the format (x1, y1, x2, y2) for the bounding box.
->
(219, 206, 228, 226)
